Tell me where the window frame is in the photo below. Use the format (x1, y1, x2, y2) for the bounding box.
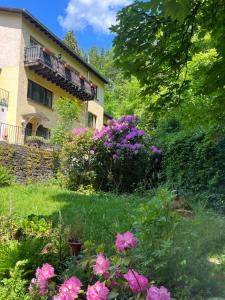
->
(27, 80, 53, 109)
(88, 112, 97, 128)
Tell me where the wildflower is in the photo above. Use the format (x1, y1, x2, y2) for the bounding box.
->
(54, 276, 81, 300)
(146, 286, 171, 300)
(86, 281, 109, 300)
(115, 231, 137, 252)
(94, 253, 110, 275)
(124, 269, 149, 293)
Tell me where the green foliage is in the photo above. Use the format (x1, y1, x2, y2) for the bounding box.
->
(60, 124, 161, 193)
(133, 187, 225, 298)
(0, 184, 141, 251)
(63, 30, 82, 56)
(0, 165, 13, 187)
(51, 97, 81, 145)
(105, 74, 141, 118)
(0, 214, 66, 281)
(60, 131, 97, 190)
(0, 260, 31, 300)
(111, 0, 225, 125)
(54, 97, 81, 122)
(157, 128, 225, 212)
(87, 47, 143, 118)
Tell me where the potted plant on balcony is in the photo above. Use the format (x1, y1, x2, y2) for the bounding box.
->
(67, 223, 83, 256)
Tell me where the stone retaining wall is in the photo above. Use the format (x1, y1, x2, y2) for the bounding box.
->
(0, 142, 59, 183)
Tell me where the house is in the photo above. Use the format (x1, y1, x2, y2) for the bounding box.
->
(0, 7, 108, 144)
(103, 112, 113, 126)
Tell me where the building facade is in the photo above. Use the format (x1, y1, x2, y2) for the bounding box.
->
(0, 7, 107, 143)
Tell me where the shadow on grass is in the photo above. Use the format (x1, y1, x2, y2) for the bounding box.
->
(48, 191, 138, 249)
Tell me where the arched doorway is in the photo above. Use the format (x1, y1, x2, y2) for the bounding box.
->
(25, 122, 33, 136)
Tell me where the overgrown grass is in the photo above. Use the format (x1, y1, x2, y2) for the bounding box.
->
(0, 184, 147, 247)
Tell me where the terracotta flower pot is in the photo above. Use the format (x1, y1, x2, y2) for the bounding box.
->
(68, 241, 82, 256)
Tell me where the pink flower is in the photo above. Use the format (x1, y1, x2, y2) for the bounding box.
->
(94, 253, 110, 275)
(124, 269, 149, 293)
(30, 263, 55, 295)
(146, 286, 171, 300)
(54, 276, 81, 300)
(72, 127, 88, 136)
(115, 231, 137, 252)
(86, 281, 109, 300)
(36, 263, 55, 281)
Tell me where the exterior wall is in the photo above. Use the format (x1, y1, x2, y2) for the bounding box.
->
(0, 12, 22, 126)
(17, 69, 86, 130)
(88, 100, 104, 129)
(0, 141, 59, 183)
(21, 18, 105, 128)
(0, 11, 105, 132)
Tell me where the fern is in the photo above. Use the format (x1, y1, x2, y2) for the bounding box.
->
(0, 165, 13, 187)
(0, 260, 31, 300)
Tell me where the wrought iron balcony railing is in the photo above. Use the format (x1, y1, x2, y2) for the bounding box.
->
(0, 88, 9, 107)
(0, 122, 52, 146)
(24, 46, 96, 101)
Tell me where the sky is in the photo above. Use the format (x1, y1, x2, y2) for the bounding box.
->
(0, 0, 132, 52)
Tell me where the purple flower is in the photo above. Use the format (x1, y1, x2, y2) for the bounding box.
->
(113, 154, 119, 160)
(137, 129, 145, 136)
(151, 145, 161, 154)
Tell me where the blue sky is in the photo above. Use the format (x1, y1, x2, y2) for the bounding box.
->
(0, 0, 132, 52)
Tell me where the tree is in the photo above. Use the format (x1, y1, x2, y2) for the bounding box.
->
(51, 97, 81, 145)
(63, 31, 82, 56)
(111, 0, 225, 124)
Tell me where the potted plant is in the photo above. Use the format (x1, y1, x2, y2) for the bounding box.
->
(67, 223, 83, 256)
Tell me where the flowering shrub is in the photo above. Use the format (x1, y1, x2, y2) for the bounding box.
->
(54, 276, 81, 300)
(30, 263, 55, 295)
(60, 115, 161, 192)
(29, 231, 171, 300)
(115, 231, 137, 252)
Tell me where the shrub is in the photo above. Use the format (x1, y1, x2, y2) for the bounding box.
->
(51, 97, 81, 145)
(60, 116, 161, 192)
(133, 187, 225, 299)
(0, 165, 13, 187)
(158, 129, 225, 211)
(0, 260, 31, 300)
(28, 231, 172, 300)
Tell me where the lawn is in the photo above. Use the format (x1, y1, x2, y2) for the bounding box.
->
(0, 184, 147, 247)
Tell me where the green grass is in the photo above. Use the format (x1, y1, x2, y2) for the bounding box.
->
(0, 184, 147, 247)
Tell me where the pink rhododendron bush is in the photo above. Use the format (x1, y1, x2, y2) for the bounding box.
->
(60, 115, 161, 192)
(29, 231, 171, 300)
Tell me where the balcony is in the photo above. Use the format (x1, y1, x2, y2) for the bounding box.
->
(24, 46, 96, 101)
(0, 88, 9, 107)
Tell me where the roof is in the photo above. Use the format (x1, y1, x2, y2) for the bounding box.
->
(0, 6, 108, 84)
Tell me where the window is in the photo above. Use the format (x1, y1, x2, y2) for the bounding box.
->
(27, 80, 53, 108)
(88, 112, 97, 128)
